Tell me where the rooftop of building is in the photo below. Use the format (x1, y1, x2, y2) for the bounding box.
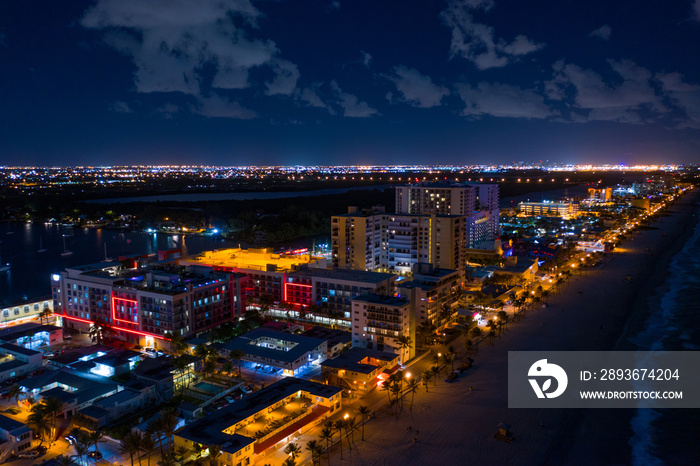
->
(91, 350, 141, 368)
(184, 247, 323, 273)
(95, 388, 142, 407)
(0, 414, 29, 435)
(288, 267, 396, 284)
(39, 382, 117, 405)
(0, 343, 41, 357)
(49, 344, 116, 367)
(300, 326, 352, 347)
(500, 258, 537, 273)
(176, 377, 341, 453)
(223, 328, 325, 364)
(321, 347, 398, 374)
(0, 359, 28, 373)
(20, 369, 116, 396)
(0, 323, 62, 342)
(352, 294, 409, 307)
(78, 405, 110, 420)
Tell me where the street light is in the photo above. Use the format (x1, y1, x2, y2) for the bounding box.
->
(405, 372, 411, 379)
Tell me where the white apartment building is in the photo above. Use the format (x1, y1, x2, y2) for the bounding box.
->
(332, 208, 466, 276)
(395, 182, 500, 248)
(351, 294, 414, 363)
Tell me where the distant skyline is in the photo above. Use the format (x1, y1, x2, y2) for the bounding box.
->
(1, 1, 700, 166)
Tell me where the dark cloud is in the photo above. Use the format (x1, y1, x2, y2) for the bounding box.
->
(456, 82, 553, 119)
(589, 25, 611, 40)
(440, 0, 543, 69)
(331, 81, 378, 117)
(81, 0, 298, 117)
(387, 66, 449, 108)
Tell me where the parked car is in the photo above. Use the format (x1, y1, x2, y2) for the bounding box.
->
(63, 334, 72, 340)
(18, 450, 39, 459)
(88, 450, 103, 460)
(445, 372, 458, 383)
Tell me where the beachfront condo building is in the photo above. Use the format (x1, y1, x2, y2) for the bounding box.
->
(280, 266, 398, 328)
(519, 201, 580, 219)
(332, 206, 466, 276)
(180, 248, 327, 303)
(395, 182, 500, 247)
(51, 252, 249, 348)
(351, 294, 414, 363)
(397, 263, 460, 327)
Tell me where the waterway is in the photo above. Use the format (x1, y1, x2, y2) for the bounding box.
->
(0, 222, 241, 305)
(86, 185, 391, 204)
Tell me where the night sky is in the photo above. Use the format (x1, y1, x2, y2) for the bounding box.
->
(1, 0, 700, 166)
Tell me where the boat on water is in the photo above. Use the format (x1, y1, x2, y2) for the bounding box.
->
(0, 252, 9, 273)
(37, 236, 47, 253)
(61, 235, 73, 257)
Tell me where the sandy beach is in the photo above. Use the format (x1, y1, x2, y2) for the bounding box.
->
(320, 188, 700, 466)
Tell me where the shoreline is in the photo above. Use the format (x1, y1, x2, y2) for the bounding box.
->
(328, 188, 699, 466)
(546, 189, 700, 465)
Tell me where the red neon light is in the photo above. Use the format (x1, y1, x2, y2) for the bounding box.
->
(60, 313, 168, 340)
(111, 295, 138, 325)
(283, 282, 313, 304)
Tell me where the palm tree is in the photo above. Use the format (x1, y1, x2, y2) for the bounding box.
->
(88, 317, 113, 345)
(159, 407, 179, 453)
(203, 358, 217, 378)
(446, 345, 456, 372)
(333, 420, 345, 459)
(175, 445, 190, 463)
(469, 327, 484, 352)
(395, 335, 412, 362)
(7, 384, 22, 405)
(71, 428, 91, 466)
(345, 416, 357, 447)
(140, 432, 157, 466)
(284, 442, 302, 462)
(173, 355, 193, 394)
(430, 365, 440, 386)
(42, 396, 65, 445)
(147, 417, 166, 460)
(164, 331, 187, 355)
(194, 343, 211, 361)
(406, 378, 420, 411)
(75, 439, 90, 466)
(192, 446, 206, 466)
(120, 431, 142, 466)
(27, 405, 51, 447)
(356, 405, 370, 441)
(88, 429, 104, 457)
(305, 440, 323, 466)
(421, 370, 431, 392)
(389, 382, 402, 415)
(39, 307, 53, 325)
(54, 455, 74, 466)
(208, 444, 222, 466)
(319, 426, 334, 465)
(229, 349, 246, 378)
(416, 321, 437, 346)
(496, 310, 508, 333)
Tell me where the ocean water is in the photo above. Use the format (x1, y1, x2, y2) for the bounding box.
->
(0, 222, 240, 305)
(628, 205, 700, 465)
